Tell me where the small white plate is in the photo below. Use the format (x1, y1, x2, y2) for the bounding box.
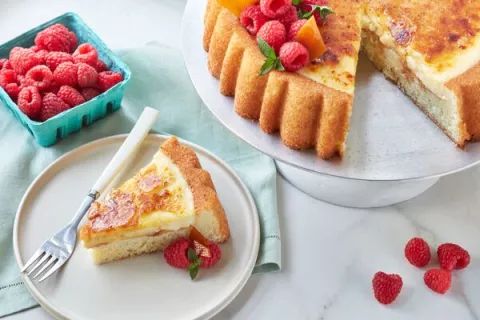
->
(13, 134, 260, 320)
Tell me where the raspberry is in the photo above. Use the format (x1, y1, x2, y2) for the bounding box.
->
(260, 0, 292, 18)
(9, 47, 41, 75)
(53, 62, 78, 87)
(372, 272, 403, 305)
(199, 243, 222, 268)
(288, 19, 307, 40)
(17, 86, 42, 119)
(5, 83, 20, 100)
(240, 5, 269, 35)
(298, 0, 330, 25)
(94, 59, 108, 72)
(0, 69, 17, 88)
(257, 20, 287, 53)
(24, 65, 54, 92)
(3, 60, 12, 70)
(35, 49, 48, 64)
(77, 63, 98, 88)
(279, 41, 309, 71)
(45, 51, 74, 71)
(0, 58, 9, 70)
(424, 268, 451, 294)
(437, 243, 470, 271)
(404, 237, 431, 268)
(35, 24, 77, 53)
(57, 85, 85, 107)
(163, 238, 191, 269)
(81, 87, 101, 100)
(278, 5, 298, 29)
(97, 71, 123, 91)
(73, 43, 98, 66)
(39, 92, 70, 121)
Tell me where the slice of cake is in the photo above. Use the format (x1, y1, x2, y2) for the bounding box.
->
(362, 0, 480, 146)
(79, 137, 230, 264)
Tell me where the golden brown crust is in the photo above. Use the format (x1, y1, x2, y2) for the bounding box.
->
(368, 0, 480, 66)
(205, 0, 353, 159)
(160, 137, 230, 242)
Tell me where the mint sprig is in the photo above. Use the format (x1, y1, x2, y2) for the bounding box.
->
(292, 0, 302, 5)
(299, 5, 334, 20)
(258, 37, 285, 76)
(187, 248, 201, 280)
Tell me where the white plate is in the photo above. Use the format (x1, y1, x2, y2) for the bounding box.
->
(13, 134, 260, 320)
(181, 0, 480, 181)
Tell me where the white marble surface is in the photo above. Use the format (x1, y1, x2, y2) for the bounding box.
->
(2, 1, 479, 319)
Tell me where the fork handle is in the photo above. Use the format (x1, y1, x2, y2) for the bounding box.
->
(92, 107, 159, 194)
(69, 192, 98, 228)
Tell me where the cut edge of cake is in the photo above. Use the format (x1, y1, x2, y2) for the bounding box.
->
(79, 137, 230, 264)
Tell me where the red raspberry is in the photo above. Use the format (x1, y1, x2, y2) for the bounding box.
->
(278, 5, 298, 29)
(24, 65, 54, 92)
(240, 5, 269, 35)
(53, 62, 78, 87)
(298, 0, 330, 25)
(199, 243, 222, 268)
(81, 87, 101, 100)
(437, 243, 470, 271)
(77, 63, 98, 88)
(424, 268, 451, 294)
(57, 85, 85, 107)
(0, 58, 9, 70)
(372, 272, 403, 305)
(3, 60, 12, 70)
(45, 51, 74, 71)
(97, 71, 123, 91)
(288, 19, 307, 40)
(9, 47, 41, 75)
(279, 41, 309, 71)
(39, 92, 70, 121)
(35, 24, 78, 53)
(163, 238, 190, 269)
(34, 49, 48, 64)
(73, 43, 98, 66)
(257, 20, 287, 53)
(404, 237, 431, 268)
(0, 69, 17, 88)
(260, 0, 292, 18)
(17, 86, 42, 119)
(94, 59, 108, 72)
(5, 83, 20, 100)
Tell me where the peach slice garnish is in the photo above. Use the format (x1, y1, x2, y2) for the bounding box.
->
(218, 0, 258, 16)
(294, 16, 327, 60)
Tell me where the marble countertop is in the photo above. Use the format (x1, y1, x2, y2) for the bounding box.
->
(2, 0, 479, 319)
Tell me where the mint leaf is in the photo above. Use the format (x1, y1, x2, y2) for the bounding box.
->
(188, 259, 200, 280)
(257, 37, 276, 59)
(301, 5, 334, 20)
(274, 59, 285, 72)
(187, 248, 197, 261)
(260, 58, 275, 76)
(292, 0, 302, 5)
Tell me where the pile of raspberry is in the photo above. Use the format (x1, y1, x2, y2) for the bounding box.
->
(0, 24, 123, 122)
(372, 237, 471, 305)
(239, 0, 329, 72)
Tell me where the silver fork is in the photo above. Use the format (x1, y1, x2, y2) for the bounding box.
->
(21, 107, 159, 282)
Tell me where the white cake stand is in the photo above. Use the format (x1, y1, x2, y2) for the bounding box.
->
(181, 0, 480, 207)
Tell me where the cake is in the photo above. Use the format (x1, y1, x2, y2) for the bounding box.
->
(79, 137, 230, 264)
(203, 0, 480, 159)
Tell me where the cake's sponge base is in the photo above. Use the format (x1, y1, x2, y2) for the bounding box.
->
(87, 228, 190, 264)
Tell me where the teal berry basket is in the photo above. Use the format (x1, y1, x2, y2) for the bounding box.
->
(0, 12, 131, 147)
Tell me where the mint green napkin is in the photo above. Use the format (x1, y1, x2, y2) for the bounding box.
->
(0, 43, 280, 317)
